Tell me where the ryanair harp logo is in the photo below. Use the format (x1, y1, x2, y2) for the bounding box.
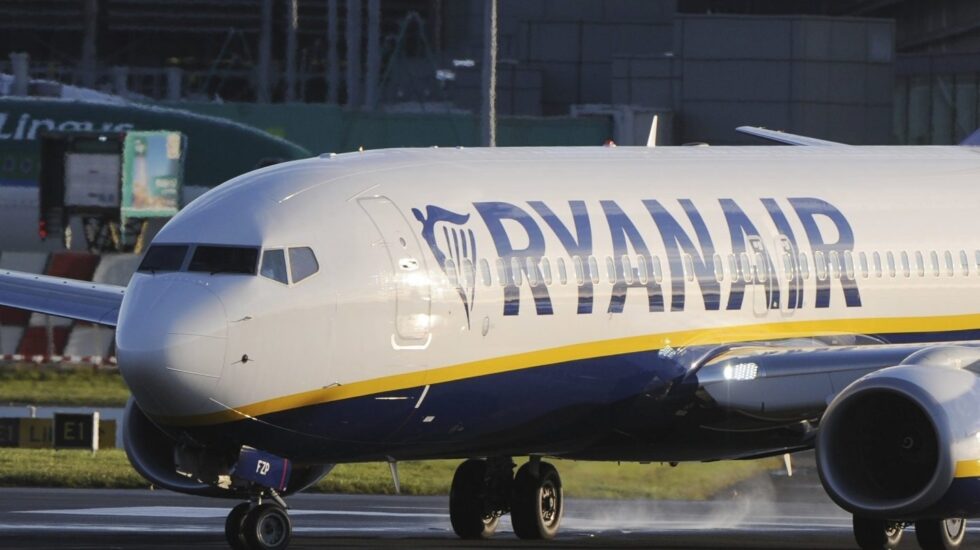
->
(412, 205, 478, 327)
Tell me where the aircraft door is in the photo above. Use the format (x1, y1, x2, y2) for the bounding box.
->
(775, 235, 799, 317)
(746, 236, 774, 318)
(358, 196, 432, 348)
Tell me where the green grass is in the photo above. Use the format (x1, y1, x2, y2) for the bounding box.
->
(0, 369, 780, 498)
(315, 458, 779, 500)
(0, 448, 777, 499)
(0, 367, 130, 407)
(0, 449, 146, 488)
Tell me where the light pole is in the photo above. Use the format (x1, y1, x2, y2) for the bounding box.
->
(480, 0, 497, 147)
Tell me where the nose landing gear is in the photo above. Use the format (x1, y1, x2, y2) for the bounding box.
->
(225, 494, 292, 550)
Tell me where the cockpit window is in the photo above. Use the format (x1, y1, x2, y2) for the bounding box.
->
(138, 245, 188, 273)
(288, 247, 319, 283)
(260, 249, 289, 284)
(188, 246, 259, 275)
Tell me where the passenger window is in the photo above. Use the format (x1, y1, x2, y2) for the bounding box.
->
(872, 252, 882, 278)
(684, 254, 695, 282)
(930, 251, 940, 277)
(510, 258, 523, 286)
(288, 247, 319, 283)
(652, 256, 664, 284)
(714, 253, 725, 283)
(444, 259, 459, 286)
(828, 251, 841, 279)
(859, 252, 869, 279)
(944, 251, 955, 277)
(189, 246, 259, 275)
(814, 251, 827, 281)
(606, 257, 616, 283)
(637, 255, 649, 284)
(915, 251, 925, 277)
(541, 258, 553, 286)
(961, 250, 970, 276)
(900, 252, 910, 278)
(621, 256, 634, 284)
(139, 244, 188, 273)
(886, 252, 896, 278)
(260, 249, 289, 284)
(754, 253, 767, 283)
(781, 253, 793, 280)
(798, 253, 810, 280)
(738, 253, 752, 281)
(556, 258, 568, 285)
(975, 250, 980, 272)
(844, 251, 855, 280)
(728, 254, 739, 281)
(462, 258, 476, 288)
(588, 256, 600, 285)
(479, 259, 492, 286)
(525, 258, 540, 287)
(573, 256, 585, 286)
(496, 258, 508, 287)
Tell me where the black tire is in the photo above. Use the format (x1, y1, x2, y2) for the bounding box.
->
(511, 461, 563, 540)
(242, 503, 292, 550)
(449, 459, 499, 539)
(916, 518, 967, 550)
(853, 516, 903, 550)
(224, 502, 250, 550)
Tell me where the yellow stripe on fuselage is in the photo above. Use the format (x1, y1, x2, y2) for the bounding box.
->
(157, 312, 980, 427)
(955, 459, 980, 479)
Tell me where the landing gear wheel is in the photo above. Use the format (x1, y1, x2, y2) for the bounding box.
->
(511, 461, 563, 540)
(224, 503, 250, 550)
(450, 459, 499, 539)
(242, 503, 292, 550)
(853, 516, 903, 550)
(916, 518, 967, 550)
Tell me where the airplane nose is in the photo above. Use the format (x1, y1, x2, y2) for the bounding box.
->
(116, 279, 228, 419)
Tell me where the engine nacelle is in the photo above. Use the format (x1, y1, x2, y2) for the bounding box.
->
(816, 347, 980, 520)
(123, 398, 332, 497)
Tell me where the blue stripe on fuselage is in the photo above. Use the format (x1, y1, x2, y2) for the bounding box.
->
(180, 327, 980, 464)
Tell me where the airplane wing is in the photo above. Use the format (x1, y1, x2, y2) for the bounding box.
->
(736, 126, 847, 146)
(692, 340, 979, 417)
(0, 269, 126, 327)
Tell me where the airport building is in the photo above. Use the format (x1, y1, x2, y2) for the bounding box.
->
(0, 2, 975, 360)
(2, 1, 979, 145)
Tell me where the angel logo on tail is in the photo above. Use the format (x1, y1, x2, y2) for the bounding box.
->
(412, 205, 478, 328)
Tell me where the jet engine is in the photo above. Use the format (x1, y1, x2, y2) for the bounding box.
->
(816, 347, 980, 520)
(123, 397, 331, 497)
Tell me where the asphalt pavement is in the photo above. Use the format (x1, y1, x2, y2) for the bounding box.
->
(0, 460, 975, 549)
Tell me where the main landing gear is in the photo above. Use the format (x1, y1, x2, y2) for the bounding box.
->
(225, 496, 292, 550)
(853, 515, 968, 550)
(450, 456, 564, 540)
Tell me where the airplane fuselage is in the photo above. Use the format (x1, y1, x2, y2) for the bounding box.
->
(115, 146, 980, 464)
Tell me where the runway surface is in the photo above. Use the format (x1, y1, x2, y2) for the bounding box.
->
(0, 466, 976, 549)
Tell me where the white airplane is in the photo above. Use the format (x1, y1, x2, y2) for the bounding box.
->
(1, 139, 979, 550)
